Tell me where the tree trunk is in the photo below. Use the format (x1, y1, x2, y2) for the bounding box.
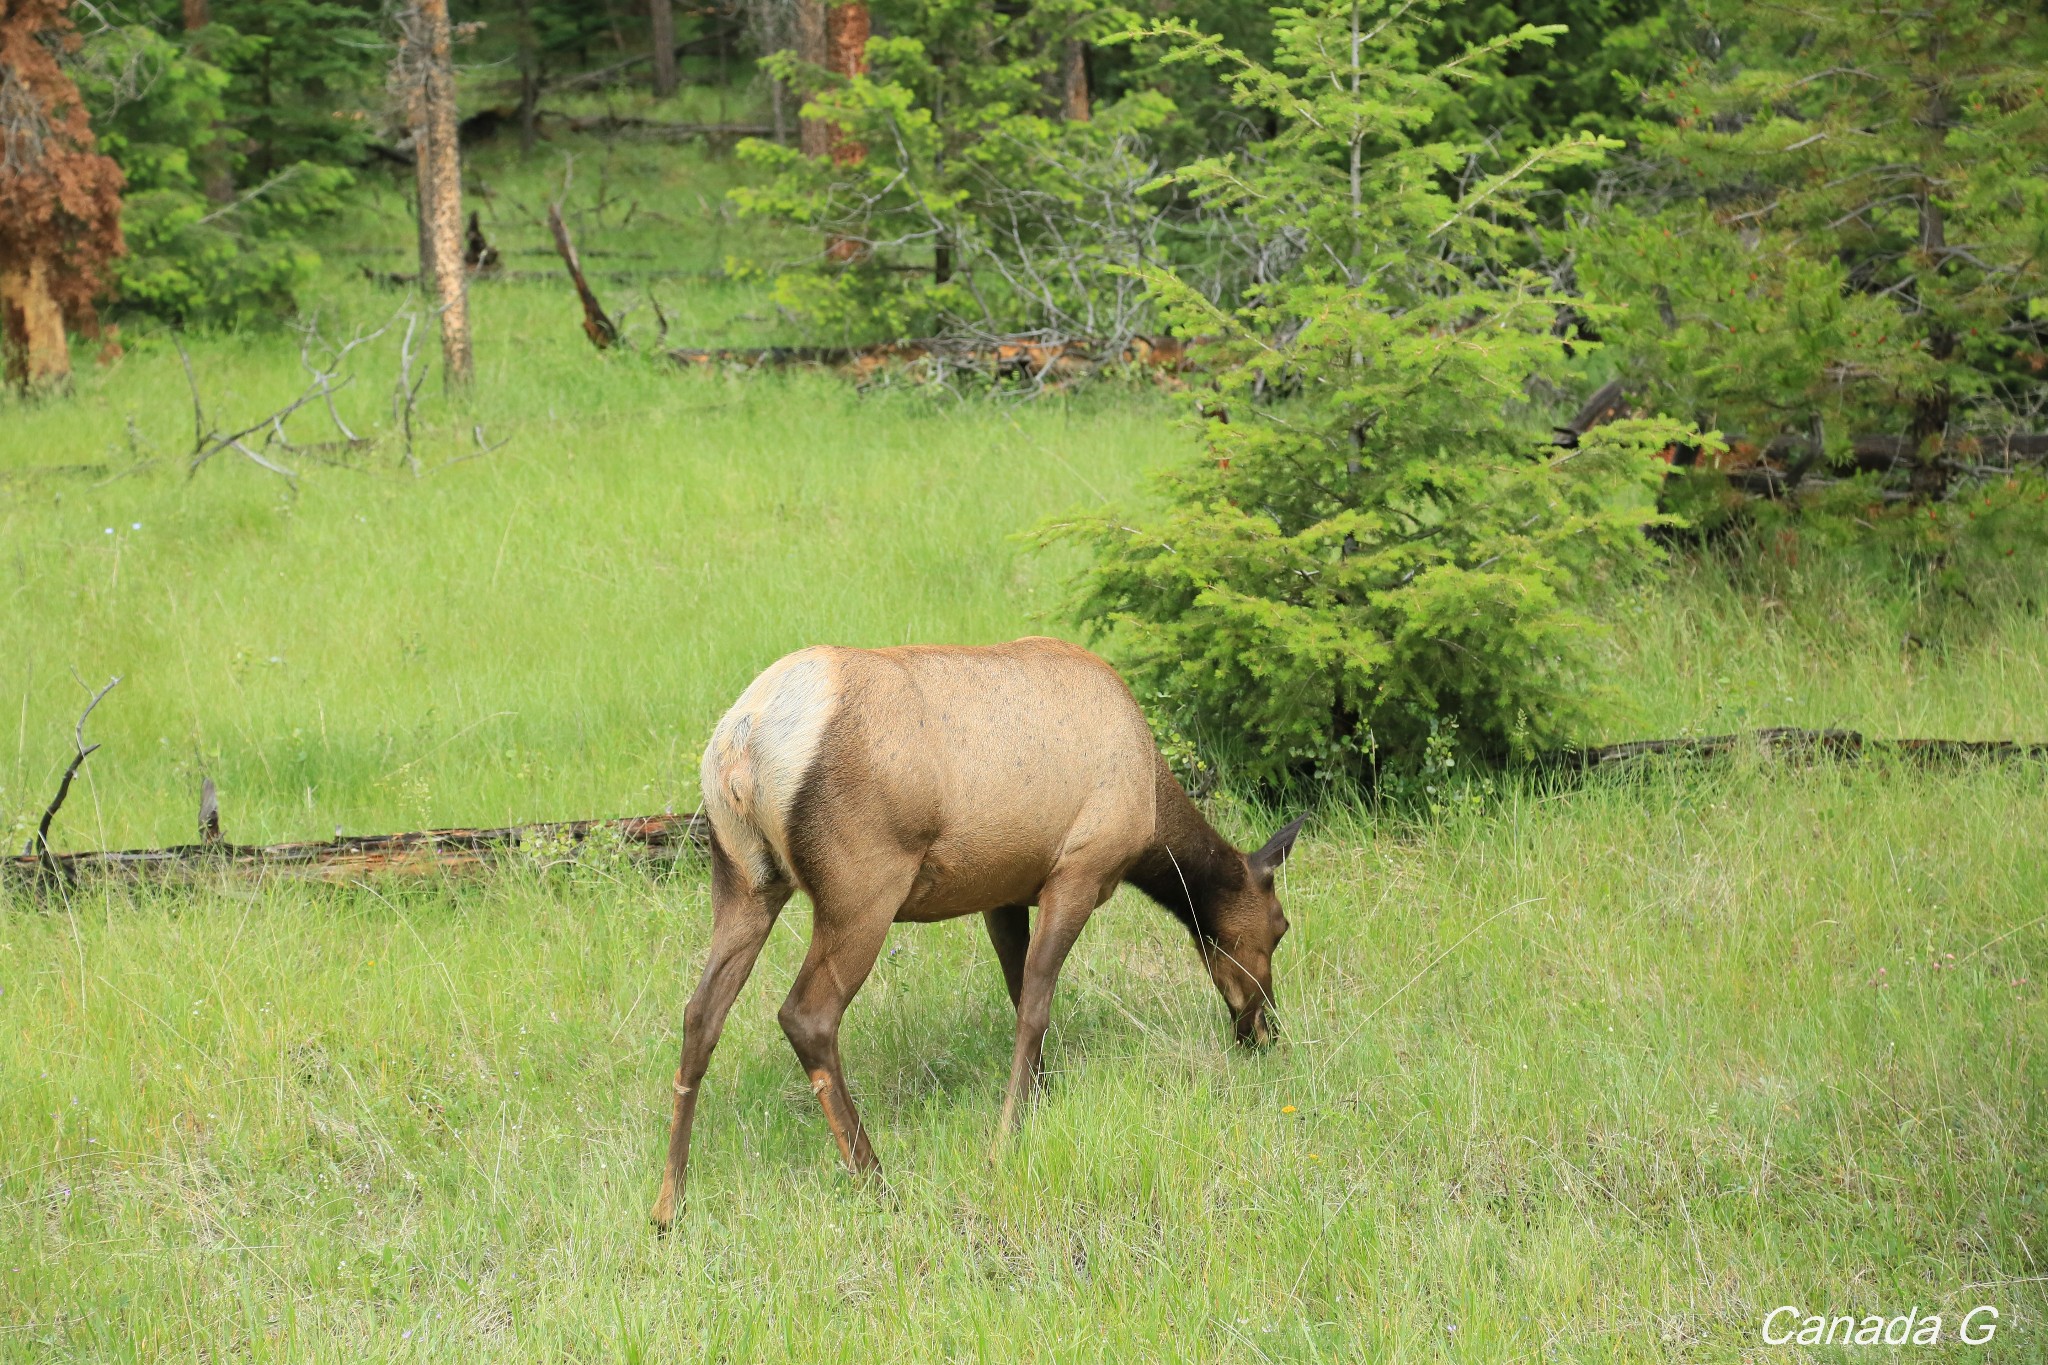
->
(1059, 38, 1089, 122)
(795, 1, 869, 162)
(409, 0, 473, 388)
(1909, 188, 1953, 498)
(516, 0, 540, 156)
(820, 1, 869, 261)
(649, 0, 678, 99)
(179, 0, 235, 203)
(795, 0, 829, 159)
(824, 0, 869, 166)
(0, 251, 71, 392)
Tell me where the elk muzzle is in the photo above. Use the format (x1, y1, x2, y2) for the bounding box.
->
(1206, 946, 1276, 1049)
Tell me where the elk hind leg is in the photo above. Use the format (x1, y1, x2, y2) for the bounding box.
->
(651, 849, 789, 1231)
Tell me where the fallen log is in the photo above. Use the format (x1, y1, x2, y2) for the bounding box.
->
(12, 727, 2048, 891)
(1556, 380, 2048, 506)
(667, 333, 1193, 384)
(550, 114, 774, 142)
(4, 812, 705, 889)
(1550, 727, 2048, 771)
(1753, 431, 2048, 470)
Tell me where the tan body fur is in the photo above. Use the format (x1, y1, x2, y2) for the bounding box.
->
(653, 637, 1301, 1229)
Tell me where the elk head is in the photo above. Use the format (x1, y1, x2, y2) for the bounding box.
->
(1201, 816, 1303, 1047)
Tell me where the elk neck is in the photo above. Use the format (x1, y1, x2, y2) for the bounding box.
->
(1123, 759, 1247, 942)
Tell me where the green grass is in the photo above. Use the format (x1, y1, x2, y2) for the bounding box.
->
(2, 132, 1171, 846)
(2, 351, 1167, 845)
(4, 763, 2042, 1360)
(4, 132, 2046, 1361)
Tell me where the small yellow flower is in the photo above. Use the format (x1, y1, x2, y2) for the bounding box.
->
(1281, 1105, 1297, 1114)
(1307, 1153, 1320, 1161)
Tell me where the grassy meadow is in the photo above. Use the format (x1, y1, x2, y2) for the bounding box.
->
(3, 128, 2046, 1361)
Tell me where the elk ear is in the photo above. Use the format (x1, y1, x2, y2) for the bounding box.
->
(1248, 815, 1305, 882)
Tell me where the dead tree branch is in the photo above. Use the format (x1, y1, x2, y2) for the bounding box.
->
(29, 673, 121, 874)
(548, 200, 619, 350)
(198, 776, 220, 845)
(176, 336, 206, 454)
(392, 306, 430, 474)
(180, 308, 421, 482)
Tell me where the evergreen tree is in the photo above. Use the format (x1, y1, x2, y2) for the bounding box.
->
(729, 0, 1165, 344)
(1050, 0, 1709, 784)
(72, 13, 354, 327)
(1576, 0, 2048, 505)
(197, 0, 384, 175)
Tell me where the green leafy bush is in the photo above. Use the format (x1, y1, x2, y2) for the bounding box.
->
(1047, 1, 1709, 786)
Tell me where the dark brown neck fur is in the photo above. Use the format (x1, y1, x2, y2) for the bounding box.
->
(1123, 754, 1246, 942)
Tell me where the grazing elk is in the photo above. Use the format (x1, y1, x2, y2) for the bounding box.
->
(651, 637, 1302, 1229)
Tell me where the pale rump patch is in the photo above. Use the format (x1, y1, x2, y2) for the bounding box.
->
(700, 648, 839, 887)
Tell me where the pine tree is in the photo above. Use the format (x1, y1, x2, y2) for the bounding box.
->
(1049, 0, 1709, 784)
(1576, 0, 2048, 503)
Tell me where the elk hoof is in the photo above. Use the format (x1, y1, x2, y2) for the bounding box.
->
(649, 1188, 681, 1235)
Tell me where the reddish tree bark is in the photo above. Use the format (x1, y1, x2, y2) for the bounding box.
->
(823, 1, 868, 164)
(796, 0, 866, 164)
(0, 0, 124, 392)
(795, 1, 868, 262)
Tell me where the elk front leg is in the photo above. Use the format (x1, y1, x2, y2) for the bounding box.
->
(991, 875, 1105, 1156)
(651, 851, 789, 1232)
(983, 905, 1030, 1011)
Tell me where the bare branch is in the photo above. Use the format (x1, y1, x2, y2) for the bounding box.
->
(175, 336, 206, 456)
(30, 673, 122, 873)
(547, 201, 620, 349)
(192, 163, 308, 228)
